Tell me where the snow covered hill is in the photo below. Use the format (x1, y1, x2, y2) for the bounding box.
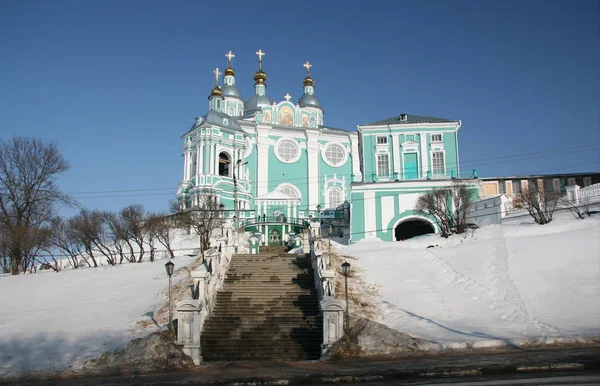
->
(343, 213, 600, 347)
(0, 214, 598, 378)
(0, 254, 197, 378)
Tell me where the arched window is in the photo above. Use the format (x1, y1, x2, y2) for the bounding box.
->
(218, 152, 231, 176)
(328, 188, 343, 208)
(275, 183, 301, 203)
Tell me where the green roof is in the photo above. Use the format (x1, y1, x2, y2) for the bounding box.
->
(364, 113, 457, 126)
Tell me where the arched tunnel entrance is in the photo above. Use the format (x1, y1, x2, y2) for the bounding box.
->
(395, 219, 435, 241)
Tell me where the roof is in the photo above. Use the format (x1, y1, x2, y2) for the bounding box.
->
(363, 113, 457, 126)
(480, 172, 600, 181)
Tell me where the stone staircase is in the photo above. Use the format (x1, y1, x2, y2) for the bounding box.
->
(200, 250, 322, 361)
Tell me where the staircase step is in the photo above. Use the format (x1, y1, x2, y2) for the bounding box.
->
(201, 251, 321, 362)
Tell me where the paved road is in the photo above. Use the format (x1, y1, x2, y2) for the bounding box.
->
(5, 346, 600, 385)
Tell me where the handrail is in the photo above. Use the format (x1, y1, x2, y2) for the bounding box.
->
(240, 216, 310, 228)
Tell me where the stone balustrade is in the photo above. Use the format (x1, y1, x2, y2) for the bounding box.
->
(308, 228, 345, 354)
(176, 224, 234, 365)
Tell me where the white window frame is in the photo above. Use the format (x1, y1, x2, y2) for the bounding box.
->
(376, 153, 390, 177)
(431, 150, 446, 176)
(274, 137, 301, 164)
(431, 133, 443, 143)
(275, 183, 302, 203)
(321, 142, 348, 167)
(376, 135, 388, 145)
(327, 187, 343, 209)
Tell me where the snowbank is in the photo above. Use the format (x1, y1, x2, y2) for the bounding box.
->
(343, 214, 600, 347)
(0, 255, 196, 379)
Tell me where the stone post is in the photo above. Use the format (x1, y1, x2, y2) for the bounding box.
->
(320, 296, 346, 354)
(565, 185, 581, 204)
(176, 299, 203, 365)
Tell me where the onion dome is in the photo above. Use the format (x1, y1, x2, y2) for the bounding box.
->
(209, 85, 223, 98)
(245, 94, 271, 112)
(253, 69, 267, 85)
(297, 61, 323, 110)
(298, 93, 322, 109)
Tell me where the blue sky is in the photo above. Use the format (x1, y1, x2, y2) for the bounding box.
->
(1, 0, 599, 214)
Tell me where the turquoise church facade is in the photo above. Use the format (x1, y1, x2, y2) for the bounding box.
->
(177, 50, 477, 246)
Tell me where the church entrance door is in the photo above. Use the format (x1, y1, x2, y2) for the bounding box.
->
(269, 229, 281, 246)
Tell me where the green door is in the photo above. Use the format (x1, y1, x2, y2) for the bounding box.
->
(404, 153, 419, 180)
(269, 229, 281, 246)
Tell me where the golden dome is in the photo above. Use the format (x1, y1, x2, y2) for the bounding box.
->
(224, 67, 235, 76)
(303, 76, 314, 87)
(253, 69, 267, 85)
(210, 86, 222, 98)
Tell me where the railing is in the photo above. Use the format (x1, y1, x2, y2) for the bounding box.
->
(308, 225, 345, 354)
(240, 216, 310, 228)
(176, 230, 234, 365)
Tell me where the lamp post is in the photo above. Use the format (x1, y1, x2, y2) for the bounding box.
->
(341, 261, 351, 332)
(219, 203, 225, 233)
(328, 224, 333, 254)
(316, 204, 322, 236)
(165, 260, 175, 334)
(199, 224, 205, 261)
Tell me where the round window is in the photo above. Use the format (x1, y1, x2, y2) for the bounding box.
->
(276, 140, 300, 163)
(322, 143, 347, 167)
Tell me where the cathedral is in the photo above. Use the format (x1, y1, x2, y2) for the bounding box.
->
(177, 50, 478, 247)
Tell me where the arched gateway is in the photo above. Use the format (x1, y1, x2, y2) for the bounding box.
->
(395, 218, 435, 241)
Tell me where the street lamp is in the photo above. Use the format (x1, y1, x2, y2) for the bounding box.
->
(328, 224, 333, 254)
(219, 203, 225, 233)
(199, 224, 205, 259)
(341, 261, 351, 332)
(164, 260, 175, 334)
(316, 204, 322, 236)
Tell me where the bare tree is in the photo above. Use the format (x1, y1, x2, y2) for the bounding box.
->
(105, 212, 136, 263)
(68, 209, 117, 266)
(560, 197, 586, 220)
(415, 188, 452, 237)
(120, 205, 148, 263)
(450, 183, 477, 234)
(50, 217, 88, 268)
(146, 213, 176, 259)
(415, 183, 476, 237)
(514, 179, 560, 225)
(175, 192, 224, 252)
(0, 136, 73, 274)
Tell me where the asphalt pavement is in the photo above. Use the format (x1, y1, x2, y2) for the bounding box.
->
(4, 346, 600, 386)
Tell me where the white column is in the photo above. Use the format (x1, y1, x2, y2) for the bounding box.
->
(350, 135, 362, 182)
(392, 135, 400, 177)
(197, 144, 203, 178)
(364, 190, 376, 237)
(209, 142, 214, 175)
(183, 151, 188, 180)
(420, 134, 428, 178)
(307, 138, 320, 209)
(287, 201, 291, 219)
(257, 141, 270, 196)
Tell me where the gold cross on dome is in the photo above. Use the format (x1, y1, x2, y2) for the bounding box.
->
(284, 93, 291, 101)
(225, 50, 235, 67)
(256, 49, 265, 69)
(303, 61, 312, 76)
(213, 67, 221, 86)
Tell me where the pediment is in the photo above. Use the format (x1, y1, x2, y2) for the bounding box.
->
(255, 190, 299, 201)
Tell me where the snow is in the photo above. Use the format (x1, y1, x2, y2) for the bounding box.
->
(0, 244, 197, 378)
(343, 213, 600, 346)
(1, 215, 599, 378)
